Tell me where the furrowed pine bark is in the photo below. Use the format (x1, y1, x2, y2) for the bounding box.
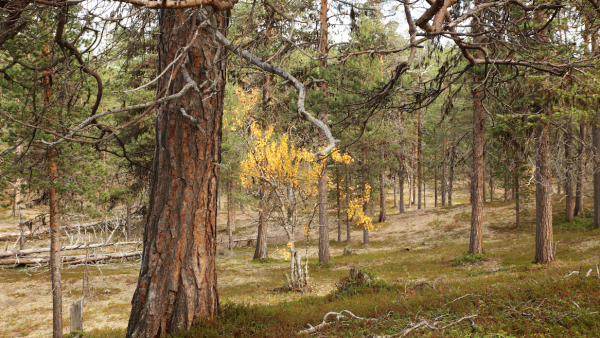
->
(575, 122, 586, 216)
(126, 10, 226, 337)
(534, 122, 555, 264)
(469, 87, 485, 255)
(317, 0, 330, 263)
(565, 122, 574, 222)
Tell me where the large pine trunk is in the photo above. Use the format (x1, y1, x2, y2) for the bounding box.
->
(126, 10, 226, 337)
(575, 123, 586, 216)
(565, 123, 574, 222)
(469, 89, 485, 255)
(534, 122, 554, 264)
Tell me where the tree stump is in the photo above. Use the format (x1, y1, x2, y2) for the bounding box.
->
(343, 246, 353, 256)
(70, 298, 83, 334)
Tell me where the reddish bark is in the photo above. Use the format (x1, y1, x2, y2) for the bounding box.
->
(126, 10, 226, 337)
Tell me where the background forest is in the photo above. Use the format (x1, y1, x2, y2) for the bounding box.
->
(1, 0, 600, 337)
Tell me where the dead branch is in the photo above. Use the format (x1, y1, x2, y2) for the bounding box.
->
(0, 250, 141, 266)
(0, 241, 141, 258)
(298, 310, 375, 335)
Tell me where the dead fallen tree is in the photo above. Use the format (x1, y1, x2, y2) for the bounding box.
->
(0, 216, 142, 241)
(0, 250, 142, 266)
(0, 241, 142, 258)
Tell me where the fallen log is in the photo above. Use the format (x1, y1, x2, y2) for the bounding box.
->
(0, 251, 142, 266)
(0, 241, 142, 258)
(0, 216, 142, 241)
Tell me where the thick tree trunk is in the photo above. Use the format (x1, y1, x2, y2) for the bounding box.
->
(126, 11, 226, 337)
(534, 123, 555, 264)
(448, 147, 454, 206)
(565, 123, 574, 222)
(254, 190, 268, 259)
(469, 89, 485, 255)
(575, 123, 587, 216)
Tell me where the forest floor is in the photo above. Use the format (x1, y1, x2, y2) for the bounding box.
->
(1, 186, 600, 337)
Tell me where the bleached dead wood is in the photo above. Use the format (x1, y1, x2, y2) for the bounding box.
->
(0, 216, 142, 241)
(0, 241, 141, 258)
(0, 250, 141, 265)
(299, 310, 375, 335)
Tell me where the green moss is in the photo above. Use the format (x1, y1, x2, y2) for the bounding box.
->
(450, 253, 486, 266)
